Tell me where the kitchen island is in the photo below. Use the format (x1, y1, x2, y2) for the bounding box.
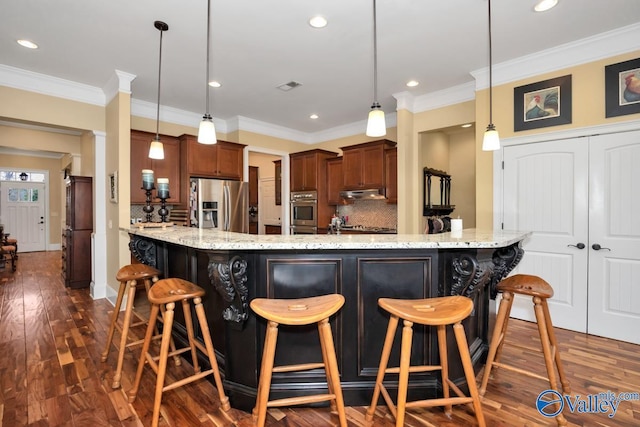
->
(127, 227, 529, 410)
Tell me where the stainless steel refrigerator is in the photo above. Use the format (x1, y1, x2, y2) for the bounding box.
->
(189, 178, 249, 232)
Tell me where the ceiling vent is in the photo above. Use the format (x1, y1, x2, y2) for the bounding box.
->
(277, 81, 302, 91)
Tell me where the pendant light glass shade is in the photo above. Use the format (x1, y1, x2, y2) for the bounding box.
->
(198, 0, 217, 145)
(149, 20, 168, 159)
(482, 124, 500, 151)
(366, 104, 386, 137)
(365, 0, 386, 137)
(198, 114, 217, 144)
(482, 0, 500, 151)
(149, 137, 165, 159)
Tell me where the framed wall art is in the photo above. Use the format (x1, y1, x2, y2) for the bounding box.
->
(605, 57, 640, 118)
(109, 170, 118, 203)
(514, 75, 572, 131)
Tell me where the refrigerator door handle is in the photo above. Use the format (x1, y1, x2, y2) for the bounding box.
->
(224, 184, 231, 231)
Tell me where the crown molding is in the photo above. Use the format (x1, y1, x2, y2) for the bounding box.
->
(471, 22, 640, 89)
(0, 64, 105, 106)
(130, 98, 226, 134)
(104, 70, 136, 104)
(394, 82, 476, 114)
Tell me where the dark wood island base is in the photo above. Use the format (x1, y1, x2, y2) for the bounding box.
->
(127, 228, 528, 411)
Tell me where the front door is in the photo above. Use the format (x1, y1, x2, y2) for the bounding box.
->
(0, 181, 46, 252)
(503, 137, 589, 333)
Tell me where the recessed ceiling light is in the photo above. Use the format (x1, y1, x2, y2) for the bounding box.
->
(534, 0, 558, 12)
(17, 39, 38, 49)
(461, 123, 472, 128)
(310, 114, 319, 119)
(406, 80, 419, 87)
(309, 16, 328, 29)
(208, 81, 221, 88)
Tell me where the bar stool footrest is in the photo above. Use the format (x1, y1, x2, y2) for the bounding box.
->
(267, 393, 337, 408)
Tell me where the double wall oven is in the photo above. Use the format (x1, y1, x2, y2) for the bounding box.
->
(290, 191, 317, 234)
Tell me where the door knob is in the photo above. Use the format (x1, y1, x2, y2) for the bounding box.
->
(591, 243, 611, 251)
(567, 243, 585, 249)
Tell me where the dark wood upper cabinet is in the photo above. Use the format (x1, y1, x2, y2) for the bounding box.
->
(249, 166, 259, 205)
(179, 134, 245, 181)
(290, 149, 337, 192)
(341, 140, 396, 190)
(130, 130, 181, 205)
(326, 157, 344, 205)
(384, 147, 398, 204)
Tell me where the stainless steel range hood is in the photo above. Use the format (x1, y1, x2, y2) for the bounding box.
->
(339, 188, 386, 200)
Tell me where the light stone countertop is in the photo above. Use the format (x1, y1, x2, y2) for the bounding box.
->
(125, 226, 531, 251)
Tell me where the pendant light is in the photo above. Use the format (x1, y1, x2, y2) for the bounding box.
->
(482, 0, 500, 151)
(149, 20, 168, 160)
(365, 0, 386, 138)
(198, 0, 217, 144)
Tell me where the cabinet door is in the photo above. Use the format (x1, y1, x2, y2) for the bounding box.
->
(361, 144, 385, 188)
(216, 142, 243, 180)
(290, 155, 306, 191)
(274, 160, 282, 205)
(327, 158, 344, 205)
(152, 136, 181, 204)
(130, 131, 153, 204)
(385, 148, 397, 204)
(342, 149, 363, 189)
(188, 141, 217, 177)
(302, 154, 317, 190)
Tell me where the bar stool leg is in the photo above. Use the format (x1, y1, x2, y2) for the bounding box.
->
(542, 300, 571, 394)
(492, 292, 515, 366)
(182, 299, 201, 373)
(149, 302, 175, 427)
(318, 318, 337, 414)
(318, 317, 347, 427)
(254, 320, 279, 427)
(366, 315, 399, 423)
(148, 275, 182, 368)
(534, 297, 567, 427)
(480, 291, 513, 396)
(194, 297, 230, 411)
(436, 324, 452, 415)
(396, 319, 414, 427)
(111, 279, 138, 389)
(453, 322, 486, 427)
(101, 281, 126, 363)
(128, 303, 160, 402)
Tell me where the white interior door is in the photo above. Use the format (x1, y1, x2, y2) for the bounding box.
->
(587, 131, 640, 344)
(503, 138, 589, 332)
(0, 181, 46, 252)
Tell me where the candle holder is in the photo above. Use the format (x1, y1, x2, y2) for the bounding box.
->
(142, 187, 155, 223)
(157, 196, 169, 223)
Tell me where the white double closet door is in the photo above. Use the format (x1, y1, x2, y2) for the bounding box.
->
(503, 129, 640, 345)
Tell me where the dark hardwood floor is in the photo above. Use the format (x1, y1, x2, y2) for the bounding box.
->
(1, 251, 639, 426)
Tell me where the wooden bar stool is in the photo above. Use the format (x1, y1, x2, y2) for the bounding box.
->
(480, 274, 570, 426)
(250, 294, 347, 427)
(101, 264, 180, 389)
(366, 295, 485, 427)
(128, 278, 230, 427)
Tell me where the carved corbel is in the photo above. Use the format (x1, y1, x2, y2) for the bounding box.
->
(129, 235, 157, 267)
(450, 253, 494, 298)
(488, 242, 524, 298)
(207, 254, 249, 326)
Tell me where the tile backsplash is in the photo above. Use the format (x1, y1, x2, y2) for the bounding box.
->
(336, 200, 397, 229)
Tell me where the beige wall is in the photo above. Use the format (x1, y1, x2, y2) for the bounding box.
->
(249, 152, 281, 179)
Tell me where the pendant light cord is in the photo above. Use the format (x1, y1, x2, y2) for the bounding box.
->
(488, 0, 494, 126)
(205, 0, 211, 117)
(372, 0, 379, 106)
(155, 24, 166, 139)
